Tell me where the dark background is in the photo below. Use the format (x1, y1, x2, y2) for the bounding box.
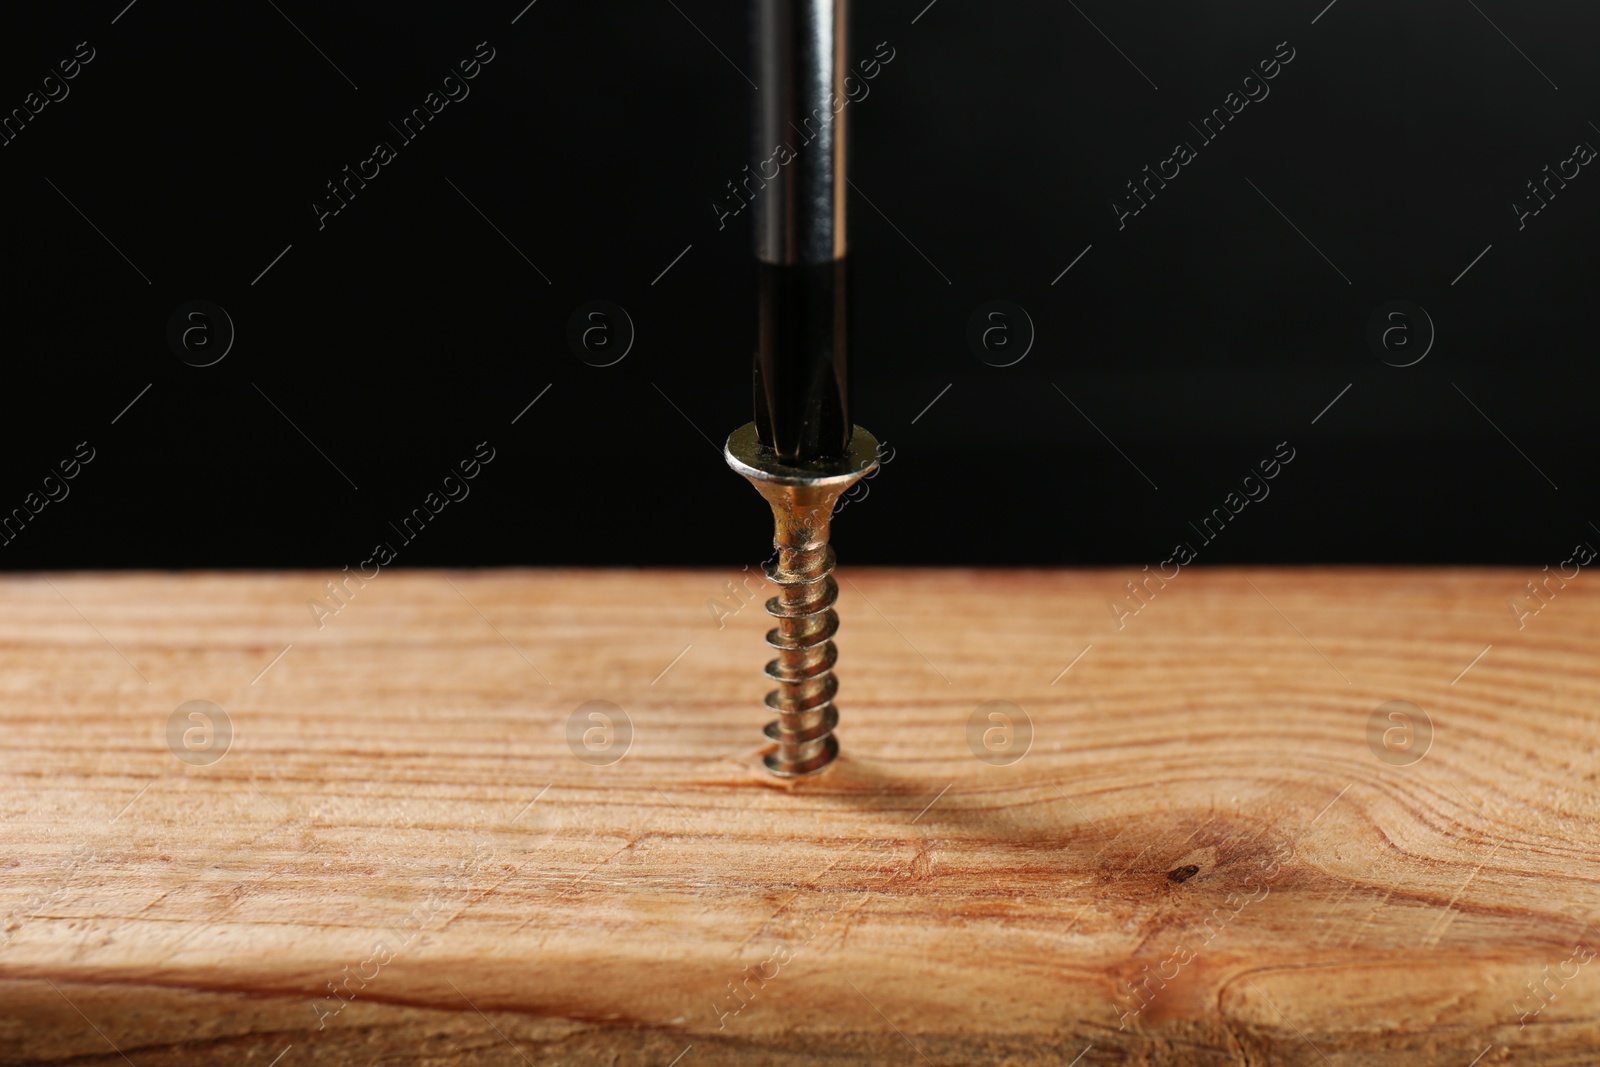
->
(1, 0, 1595, 570)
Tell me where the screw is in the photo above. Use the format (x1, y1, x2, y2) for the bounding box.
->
(725, 422, 880, 776)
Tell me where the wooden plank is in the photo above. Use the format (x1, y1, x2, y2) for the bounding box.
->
(0, 567, 1596, 1065)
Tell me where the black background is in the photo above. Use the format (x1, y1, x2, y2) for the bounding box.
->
(1, 0, 1595, 571)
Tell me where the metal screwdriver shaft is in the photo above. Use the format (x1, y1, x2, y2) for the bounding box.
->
(752, 0, 849, 458)
(727, 0, 878, 777)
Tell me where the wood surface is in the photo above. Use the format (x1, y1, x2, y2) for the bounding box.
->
(1, 567, 1597, 1066)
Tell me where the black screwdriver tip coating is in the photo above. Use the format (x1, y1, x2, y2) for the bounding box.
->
(753, 260, 851, 464)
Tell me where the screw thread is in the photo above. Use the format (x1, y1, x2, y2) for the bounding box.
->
(761, 542, 843, 775)
(724, 421, 878, 778)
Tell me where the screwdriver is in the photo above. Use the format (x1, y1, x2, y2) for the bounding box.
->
(725, 0, 880, 777)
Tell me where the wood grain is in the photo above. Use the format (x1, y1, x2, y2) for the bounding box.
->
(1, 567, 1598, 1065)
